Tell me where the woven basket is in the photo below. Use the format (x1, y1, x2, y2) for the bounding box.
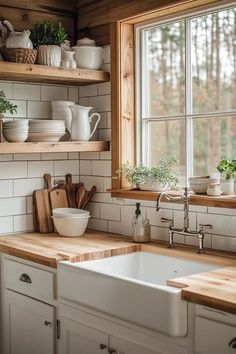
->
(1, 48, 37, 64)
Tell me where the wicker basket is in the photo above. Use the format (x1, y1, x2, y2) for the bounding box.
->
(1, 48, 37, 64)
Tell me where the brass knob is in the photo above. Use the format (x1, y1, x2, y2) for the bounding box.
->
(44, 321, 52, 327)
(100, 344, 107, 350)
(108, 348, 116, 353)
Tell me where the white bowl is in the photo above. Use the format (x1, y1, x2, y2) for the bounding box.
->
(27, 132, 65, 142)
(3, 131, 28, 142)
(52, 216, 90, 237)
(52, 208, 90, 218)
(72, 46, 104, 70)
(189, 177, 219, 194)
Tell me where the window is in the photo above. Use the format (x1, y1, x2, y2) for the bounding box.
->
(136, 5, 236, 180)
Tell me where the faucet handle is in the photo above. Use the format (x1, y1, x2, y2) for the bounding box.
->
(199, 224, 213, 230)
(161, 217, 173, 225)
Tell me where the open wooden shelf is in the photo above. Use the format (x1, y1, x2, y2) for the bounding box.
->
(0, 62, 110, 86)
(0, 141, 109, 154)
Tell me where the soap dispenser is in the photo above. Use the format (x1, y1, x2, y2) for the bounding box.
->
(132, 203, 151, 243)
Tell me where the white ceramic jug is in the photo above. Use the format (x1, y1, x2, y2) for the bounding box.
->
(70, 105, 101, 141)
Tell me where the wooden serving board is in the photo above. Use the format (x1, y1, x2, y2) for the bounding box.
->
(33, 189, 54, 233)
(167, 267, 236, 314)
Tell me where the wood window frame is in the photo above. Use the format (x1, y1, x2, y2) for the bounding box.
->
(110, 0, 236, 208)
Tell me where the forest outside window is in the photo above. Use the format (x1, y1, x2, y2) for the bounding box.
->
(136, 5, 236, 181)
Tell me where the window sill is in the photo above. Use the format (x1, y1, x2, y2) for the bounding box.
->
(110, 189, 236, 208)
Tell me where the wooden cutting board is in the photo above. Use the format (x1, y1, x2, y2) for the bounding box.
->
(167, 266, 236, 314)
(50, 188, 68, 210)
(33, 189, 54, 233)
(65, 174, 77, 208)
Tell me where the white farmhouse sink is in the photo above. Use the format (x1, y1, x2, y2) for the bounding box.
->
(58, 252, 219, 337)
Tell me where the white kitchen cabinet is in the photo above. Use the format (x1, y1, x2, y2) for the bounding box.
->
(3, 290, 56, 354)
(60, 317, 109, 354)
(109, 335, 162, 354)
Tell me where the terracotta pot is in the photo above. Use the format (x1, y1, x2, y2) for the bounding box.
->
(37, 45, 61, 67)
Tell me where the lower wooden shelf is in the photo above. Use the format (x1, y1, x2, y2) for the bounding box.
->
(0, 141, 109, 154)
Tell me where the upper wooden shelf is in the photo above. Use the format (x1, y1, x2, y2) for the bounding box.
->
(0, 141, 109, 154)
(0, 62, 110, 86)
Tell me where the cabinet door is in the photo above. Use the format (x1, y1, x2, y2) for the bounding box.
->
(59, 317, 109, 354)
(109, 336, 162, 354)
(3, 290, 55, 354)
(195, 317, 236, 354)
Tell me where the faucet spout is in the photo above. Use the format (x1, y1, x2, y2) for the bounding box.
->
(156, 191, 182, 211)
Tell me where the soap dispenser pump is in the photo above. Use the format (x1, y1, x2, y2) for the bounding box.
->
(132, 203, 151, 243)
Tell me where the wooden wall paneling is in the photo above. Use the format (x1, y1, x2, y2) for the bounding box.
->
(111, 22, 135, 189)
(0, 0, 76, 15)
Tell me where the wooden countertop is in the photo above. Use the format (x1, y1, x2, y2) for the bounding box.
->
(0, 231, 235, 314)
(0, 231, 140, 268)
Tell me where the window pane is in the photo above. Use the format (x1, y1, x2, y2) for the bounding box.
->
(145, 21, 185, 117)
(148, 120, 186, 177)
(193, 116, 236, 175)
(192, 8, 236, 113)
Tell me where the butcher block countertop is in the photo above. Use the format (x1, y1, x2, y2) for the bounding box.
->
(0, 230, 235, 314)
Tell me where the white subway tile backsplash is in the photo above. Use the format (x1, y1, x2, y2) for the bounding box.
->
(14, 178, 42, 197)
(0, 162, 27, 179)
(212, 235, 236, 252)
(151, 226, 169, 241)
(42, 152, 68, 160)
(41, 85, 68, 101)
(79, 176, 104, 192)
(79, 85, 97, 98)
(80, 152, 99, 160)
(208, 207, 236, 216)
(28, 101, 51, 119)
(54, 160, 79, 176)
(0, 216, 14, 234)
(80, 160, 92, 175)
(197, 213, 236, 237)
(0, 81, 12, 98)
(28, 161, 53, 178)
(14, 153, 41, 161)
(88, 95, 111, 112)
(100, 203, 121, 221)
(85, 202, 100, 219)
(0, 180, 13, 198)
(92, 160, 111, 176)
(69, 152, 80, 160)
(98, 128, 111, 141)
(0, 197, 26, 216)
(98, 82, 111, 95)
(147, 208, 173, 227)
(91, 192, 113, 204)
(88, 218, 108, 232)
(174, 210, 197, 231)
(26, 196, 33, 214)
(13, 84, 40, 101)
(0, 154, 13, 161)
(103, 46, 110, 64)
(68, 87, 79, 102)
(4, 100, 26, 118)
(14, 214, 33, 232)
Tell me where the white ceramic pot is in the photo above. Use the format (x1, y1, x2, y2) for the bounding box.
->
(61, 51, 76, 69)
(139, 177, 165, 191)
(221, 179, 235, 195)
(52, 215, 90, 237)
(72, 37, 104, 70)
(37, 45, 61, 67)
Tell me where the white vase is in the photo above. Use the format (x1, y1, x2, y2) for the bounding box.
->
(61, 51, 76, 69)
(37, 45, 61, 67)
(139, 177, 165, 191)
(221, 179, 235, 195)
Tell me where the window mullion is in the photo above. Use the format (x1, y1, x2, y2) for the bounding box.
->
(185, 18, 193, 183)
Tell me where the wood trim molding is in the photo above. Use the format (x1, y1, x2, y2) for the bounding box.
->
(110, 189, 236, 208)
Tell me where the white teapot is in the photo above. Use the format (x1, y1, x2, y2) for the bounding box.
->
(6, 29, 33, 49)
(70, 105, 101, 141)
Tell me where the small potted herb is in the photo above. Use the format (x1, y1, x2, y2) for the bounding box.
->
(30, 21, 67, 67)
(217, 159, 236, 195)
(0, 90, 17, 118)
(116, 164, 151, 189)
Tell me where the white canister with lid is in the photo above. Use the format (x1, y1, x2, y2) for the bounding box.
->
(207, 183, 222, 196)
(72, 37, 104, 70)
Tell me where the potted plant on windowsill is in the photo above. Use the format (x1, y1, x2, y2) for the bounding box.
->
(115, 157, 179, 191)
(30, 21, 67, 67)
(217, 159, 236, 195)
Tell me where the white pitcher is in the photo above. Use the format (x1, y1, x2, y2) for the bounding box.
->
(70, 105, 101, 141)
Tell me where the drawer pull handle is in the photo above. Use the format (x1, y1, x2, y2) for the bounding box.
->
(229, 337, 236, 349)
(19, 273, 32, 284)
(108, 348, 116, 353)
(44, 321, 52, 327)
(99, 344, 107, 350)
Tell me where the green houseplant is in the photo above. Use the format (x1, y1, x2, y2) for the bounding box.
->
(116, 157, 179, 191)
(217, 159, 236, 195)
(0, 90, 17, 118)
(30, 21, 67, 67)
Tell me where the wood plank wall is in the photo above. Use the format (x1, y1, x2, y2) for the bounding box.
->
(77, 0, 182, 46)
(0, 0, 77, 43)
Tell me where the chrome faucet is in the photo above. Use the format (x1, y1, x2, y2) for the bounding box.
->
(156, 188, 213, 254)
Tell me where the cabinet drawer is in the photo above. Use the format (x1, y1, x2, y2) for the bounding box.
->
(195, 317, 236, 354)
(3, 258, 55, 302)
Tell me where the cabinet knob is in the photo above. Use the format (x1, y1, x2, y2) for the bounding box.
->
(44, 321, 52, 327)
(100, 344, 107, 350)
(19, 273, 32, 283)
(108, 348, 116, 353)
(229, 337, 236, 349)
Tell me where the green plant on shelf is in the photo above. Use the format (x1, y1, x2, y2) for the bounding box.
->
(0, 91, 17, 115)
(216, 159, 236, 180)
(30, 21, 67, 48)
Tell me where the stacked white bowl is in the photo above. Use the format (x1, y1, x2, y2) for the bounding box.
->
(189, 176, 219, 194)
(27, 119, 66, 142)
(52, 208, 90, 237)
(3, 120, 29, 142)
(51, 101, 75, 133)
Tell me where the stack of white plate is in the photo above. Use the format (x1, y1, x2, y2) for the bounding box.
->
(3, 120, 29, 142)
(27, 120, 66, 142)
(51, 101, 75, 133)
(52, 208, 90, 237)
